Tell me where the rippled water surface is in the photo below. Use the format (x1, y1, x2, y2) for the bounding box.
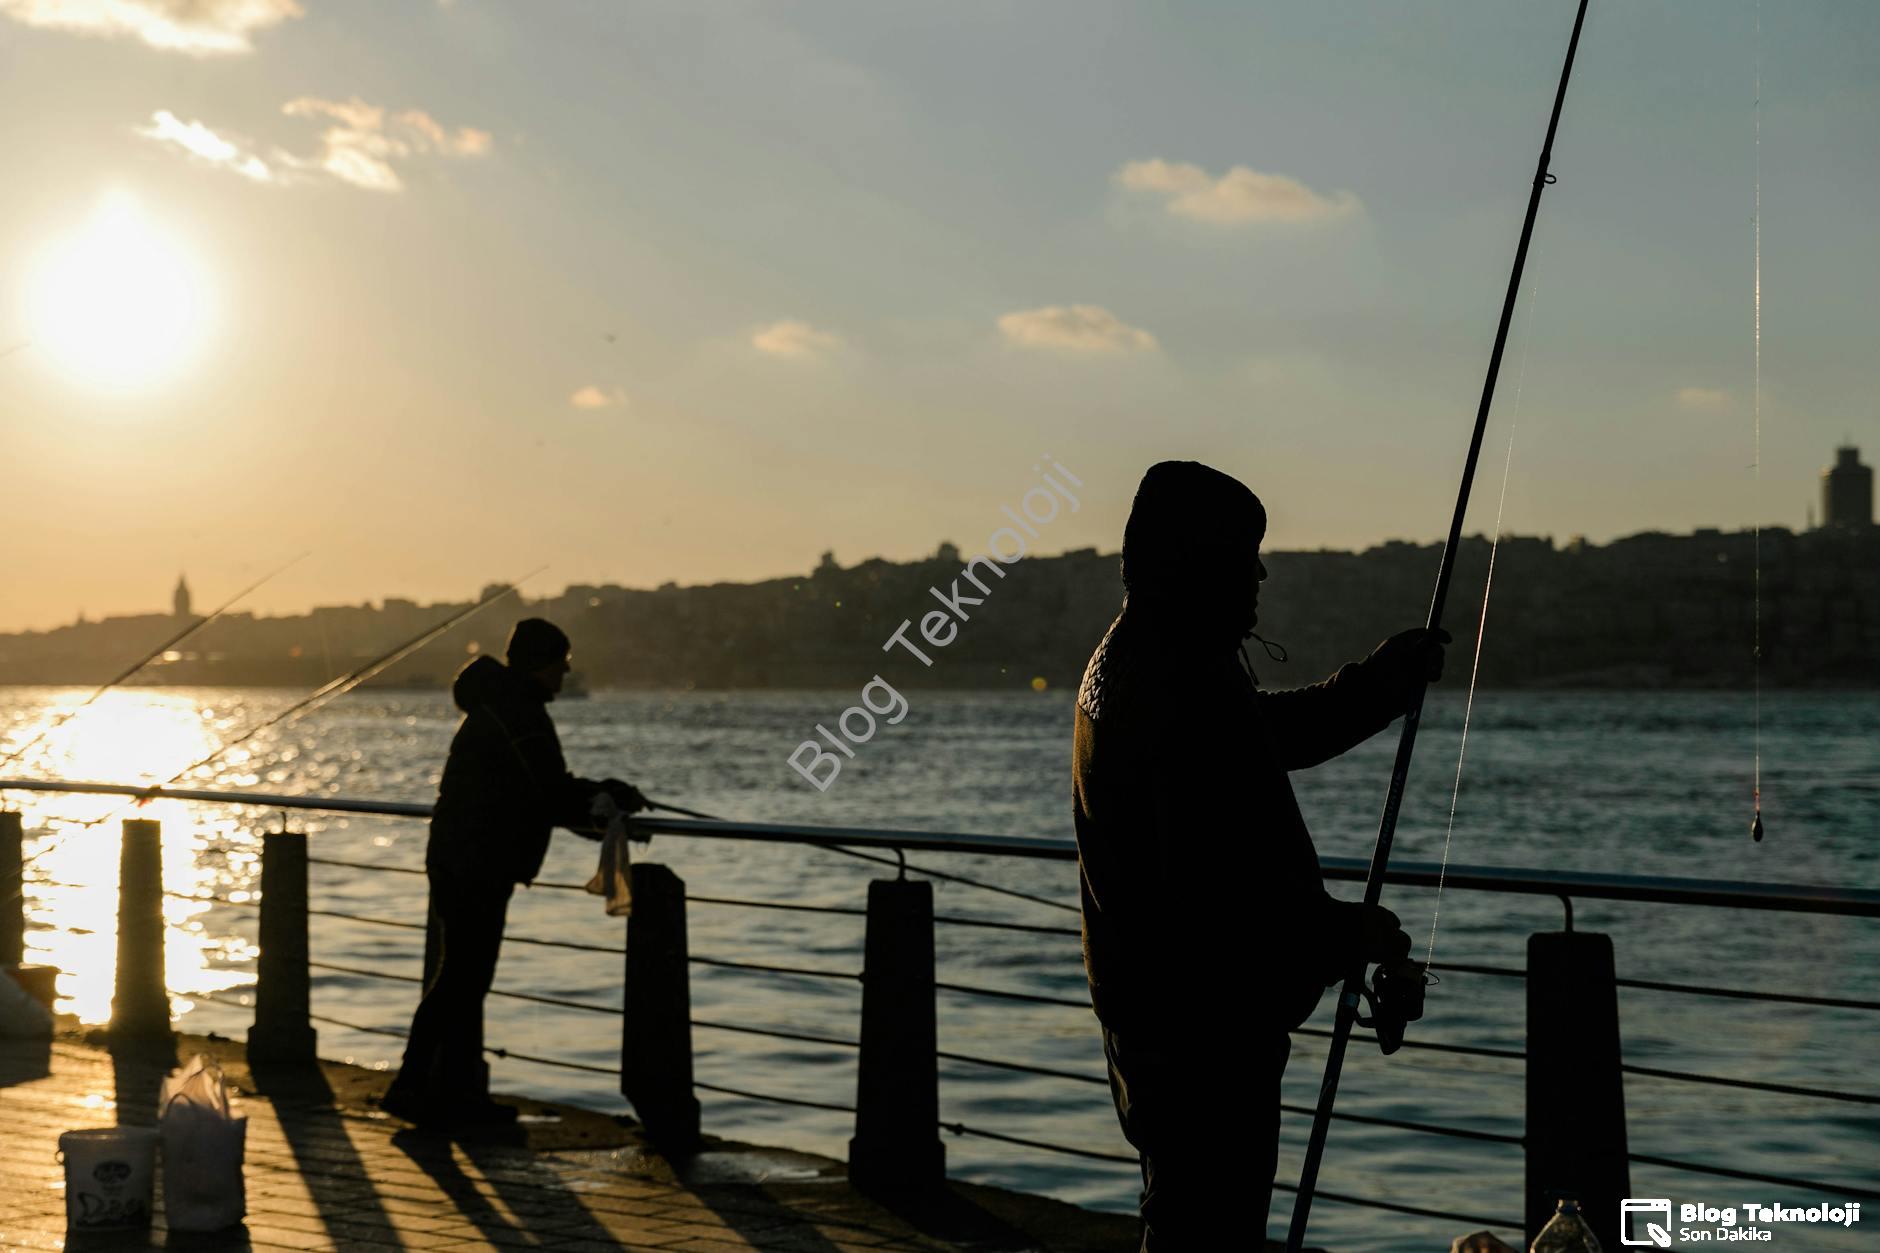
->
(3, 685, 1875, 1251)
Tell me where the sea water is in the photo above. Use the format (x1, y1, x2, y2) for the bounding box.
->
(2, 686, 1874, 1252)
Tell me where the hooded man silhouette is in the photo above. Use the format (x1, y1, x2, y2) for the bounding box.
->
(381, 617, 648, 1128)
(1073, 461, 1446, 1249)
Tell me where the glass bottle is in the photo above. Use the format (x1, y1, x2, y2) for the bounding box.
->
(1530, 1198, 1603, 1253)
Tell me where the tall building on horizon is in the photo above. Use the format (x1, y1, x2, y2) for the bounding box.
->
(173, 575, 192, 619)
(1821, 446, 1874, 530)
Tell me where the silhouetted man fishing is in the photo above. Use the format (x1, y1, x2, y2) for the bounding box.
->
(1073, 462, 1446, 1249)
(382, 618, 647, 1128)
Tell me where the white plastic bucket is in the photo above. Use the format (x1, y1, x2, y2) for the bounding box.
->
(58, 1126, 159, 1231)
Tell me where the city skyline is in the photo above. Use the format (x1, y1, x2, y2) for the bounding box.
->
(3, 2, 1877, 631)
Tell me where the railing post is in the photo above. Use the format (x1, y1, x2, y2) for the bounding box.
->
(110, 818, 174, 1048)
(849, 877, 944, 1194)
(1526, 929, 1630, 1251)
(250, 825, 317, 1062)
(620, 862, 700, 1151)
(1, 812, 23, 966)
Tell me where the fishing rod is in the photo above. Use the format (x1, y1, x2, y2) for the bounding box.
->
(1285, 2, 1592, 1249)
(0, 553, 310, 774)
(49, 569, 547, 835)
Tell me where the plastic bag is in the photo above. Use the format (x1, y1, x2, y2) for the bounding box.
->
(583, 792, 633, 917)
(158, 1054, 247, 1232)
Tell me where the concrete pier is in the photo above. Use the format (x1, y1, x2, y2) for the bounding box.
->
(0, 1032, 1138, 1252)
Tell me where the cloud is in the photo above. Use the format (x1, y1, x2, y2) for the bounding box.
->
(138, 110, 272, 181)
(997, 304, 1158, 355)
(1114, 158, 1360, 225)
(752, 319, 843, 360)
(0, 0, 302, 54)
(281, 96, 492, 193)
(569, 385, 627, 410)
(1676, 386, 1734, 415)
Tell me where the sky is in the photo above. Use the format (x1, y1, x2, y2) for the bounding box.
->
(0, 0, 1875, 631)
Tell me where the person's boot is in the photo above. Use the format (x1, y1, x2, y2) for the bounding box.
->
(441, 1055, 518, 1127)
(377, 1076, 439, 1125)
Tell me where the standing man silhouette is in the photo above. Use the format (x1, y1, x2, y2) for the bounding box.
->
(1073, 462, 1445, 1248)
(382, 617, 646, 1128)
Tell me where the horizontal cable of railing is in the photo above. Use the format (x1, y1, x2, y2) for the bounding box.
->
(141, 879, 1880, 1013)
(695, 1081, 856, 1114)
(291, 957, 1880, 1109)
(1620, 1062, 1880, 1106)
(1278, 1103, 1523, 1147)
(194, 989, 1869, 1197)
(12, 776, 1875, 917)
(1432, 960, 1880, 1013)
(1628, 1153, 1880, 1202)
(936, 1119, 1524, 1231)
(936, 980, 1088, 1009)
(1290, 1027, 1880, 1106)
(938, 1050, 1105, 1086)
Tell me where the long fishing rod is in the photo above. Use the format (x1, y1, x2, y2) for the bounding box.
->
(54, 570, 546, 834)
(1285, 2, 1592, 1248)
(0, 553, 310, 774)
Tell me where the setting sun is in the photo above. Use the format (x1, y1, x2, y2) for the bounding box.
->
(21, 192, 210, 390)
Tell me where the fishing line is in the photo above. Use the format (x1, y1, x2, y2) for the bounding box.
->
(0, 552, 310, 775)
(1423, 255, 1546, 975)
(1751, 0, 1764, 842)
(20, 571, 546, 862)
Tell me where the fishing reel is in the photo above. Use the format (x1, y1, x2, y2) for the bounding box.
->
(1355, 960, 1437, 1056)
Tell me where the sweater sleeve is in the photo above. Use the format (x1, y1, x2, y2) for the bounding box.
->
(1256, 656, 1403, 771)
(487, 706, 604, 831)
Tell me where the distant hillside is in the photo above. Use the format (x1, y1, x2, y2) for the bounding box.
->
(0, 527, 1874, 690)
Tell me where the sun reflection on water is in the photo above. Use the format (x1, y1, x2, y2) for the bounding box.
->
(4, 690, 264, 1024)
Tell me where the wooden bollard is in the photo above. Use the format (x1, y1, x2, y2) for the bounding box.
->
(1526, 929, 1630, 1252)
(620, 863, 700, 1151)
(250, 828, 317, 1062)
(848, 877, 944, 1194)
(110, 818, 174, 1046)
(1, 812, 22, 966)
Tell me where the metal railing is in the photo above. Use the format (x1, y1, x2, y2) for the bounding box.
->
(4, 776, 1878, 1243)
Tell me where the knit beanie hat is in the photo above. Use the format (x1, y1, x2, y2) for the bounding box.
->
(505, 618, 571, 668)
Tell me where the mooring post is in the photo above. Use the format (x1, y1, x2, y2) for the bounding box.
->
(849, 876, 944, 1195)
(1526, 930, 1630, 1251)
(620, 862, 700, 1151)
(250, 822, 317, 1062)
(1, 812, 23, 966)
(110, 818, 174, 1047)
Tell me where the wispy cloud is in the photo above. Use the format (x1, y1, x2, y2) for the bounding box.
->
(1677, 386, 1734, 415)
(137, 110, 272, 181)
(752, 319, 843, 360)
(998, 305, 1158, 355)
(569, 385, 627, 410)
(0, 0, 302, 55)
(1114, 158, 1360, 226)
(281, 96, 493, 193)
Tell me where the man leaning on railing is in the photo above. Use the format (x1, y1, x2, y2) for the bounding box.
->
(1072, 462, 1445, 1251)
(379, 617, 648, 1129)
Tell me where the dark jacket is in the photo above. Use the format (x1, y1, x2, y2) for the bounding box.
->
(1072, 604, 1404, 1037)
(428, 655, 601, 885)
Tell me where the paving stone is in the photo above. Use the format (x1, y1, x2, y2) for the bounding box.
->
(2, 1034, 1136, 1253)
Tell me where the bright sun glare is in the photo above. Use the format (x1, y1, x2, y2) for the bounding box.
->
(22, 192, 211, 390)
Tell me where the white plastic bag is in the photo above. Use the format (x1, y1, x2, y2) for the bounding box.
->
(583, 793, 633, 917)
(158, 1054, 247, 1232)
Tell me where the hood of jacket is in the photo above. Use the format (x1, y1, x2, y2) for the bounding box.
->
(1120, 460, 1266, 652)
(451, 654, 541, 714)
